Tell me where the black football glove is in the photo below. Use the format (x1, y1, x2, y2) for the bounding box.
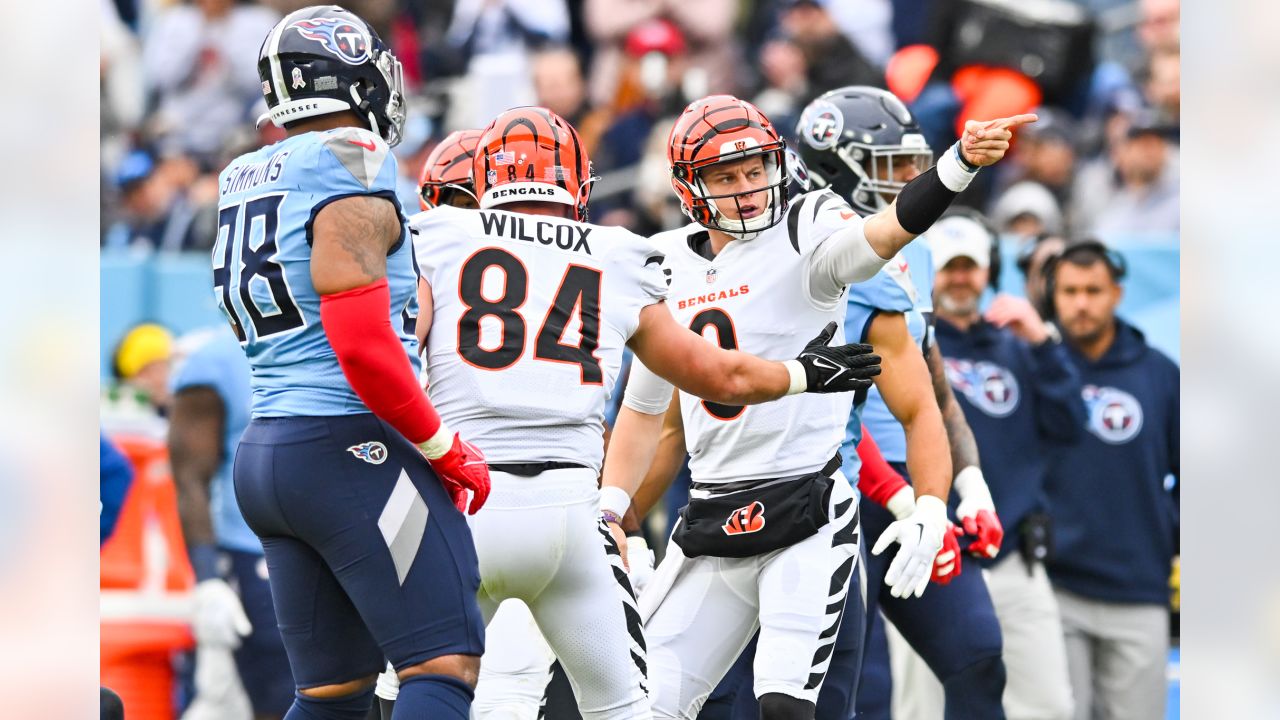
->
(794, 321, 881, 393)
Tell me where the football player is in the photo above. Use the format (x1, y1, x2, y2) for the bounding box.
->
(221, 7, 491, 719)
(376, 105, 884, 720)
(798, 88, 1011, 720)
(371, 127, 558, 720)
(170, 328, 290, 720)
(605, 94, 1032, 720)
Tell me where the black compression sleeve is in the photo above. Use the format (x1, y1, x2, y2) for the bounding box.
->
(894, 167, 959, 235)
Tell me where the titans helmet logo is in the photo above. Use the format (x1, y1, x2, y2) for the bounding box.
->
(292, 17, 371, 65)
(799, 100, 844, 151)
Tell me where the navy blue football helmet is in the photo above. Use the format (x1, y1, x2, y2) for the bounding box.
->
(795, 86, 934, 215)
(256, 5, 406, 146)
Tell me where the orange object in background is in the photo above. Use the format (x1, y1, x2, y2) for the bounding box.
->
(951, 65, 1042, 139)
(101, 435, 196, 720)
(885, 44, 940, 103)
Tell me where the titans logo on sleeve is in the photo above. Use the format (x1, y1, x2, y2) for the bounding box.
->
(1082, 385, 1144, 444)
(944, 358, 1021, 418)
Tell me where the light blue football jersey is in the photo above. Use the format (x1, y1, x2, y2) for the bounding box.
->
(839, 239, 934, 484)
(859, 240, 935, 464)
(213, 126, 420, 417)
(171, 329, 259, 553)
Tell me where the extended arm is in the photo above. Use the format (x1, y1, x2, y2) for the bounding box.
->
(169, 386, 226, 580)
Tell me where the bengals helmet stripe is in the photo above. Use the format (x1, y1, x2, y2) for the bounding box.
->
(419, 129, 482, 210)
(474, 106, 596, 221)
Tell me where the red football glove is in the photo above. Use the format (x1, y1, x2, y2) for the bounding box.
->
(933, 524, 964, 584)
(422, 433, 490, 514)
(953, 466, 1004, 558)
(961, 509, 1004, 559)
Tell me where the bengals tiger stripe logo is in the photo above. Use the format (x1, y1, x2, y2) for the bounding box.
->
(722, 501, 766, 535)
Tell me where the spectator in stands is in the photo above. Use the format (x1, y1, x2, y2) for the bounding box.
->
(441, 0, 570, 129)
(532, 47, 608, 153)
(171, 328, 290, 720)
(591, 18, 690, 230)
(780, 0, 882, 94)
(750, 35, 810, 141)
(999, 107, 1080, 211)
(992, 181, 1066, 243)
(584, 0, 740, 110)
(1042, 240, 1179, 720)
(142, 0, 278, 164)
(1071, 110, 1179, 238)
(1141, 48, 1180, 124)
(1016, 234, 1068, 319)
(102, 149, 210, 251)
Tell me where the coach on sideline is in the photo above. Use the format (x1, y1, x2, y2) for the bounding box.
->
(1042, 240, 1179, 720)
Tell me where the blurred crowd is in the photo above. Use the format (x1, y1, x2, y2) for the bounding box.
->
(100, 0, 1179, 252)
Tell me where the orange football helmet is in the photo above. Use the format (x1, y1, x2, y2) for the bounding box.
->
(473, 106, 596, 221)
(419, 129, 483, 210)
(667, 95, 789, 239)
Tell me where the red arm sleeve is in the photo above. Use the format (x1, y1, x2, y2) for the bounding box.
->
(857, 425, 910, 507)
(320, 278, 441, 445)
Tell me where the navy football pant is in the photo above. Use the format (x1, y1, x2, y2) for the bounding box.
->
(234, 415, 485, 690)
(854, 462, 1006, 720)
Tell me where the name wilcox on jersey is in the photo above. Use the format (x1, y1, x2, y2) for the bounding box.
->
(477, 211, 593, 254)
(675, 284, 751, 310)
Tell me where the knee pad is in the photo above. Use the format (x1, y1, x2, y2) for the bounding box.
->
(287, 686, 374, 720)
(758, 692, 816, 720)
(940, 654, 1006, 720)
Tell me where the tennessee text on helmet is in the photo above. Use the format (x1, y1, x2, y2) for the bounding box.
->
(667, 95, 789, 240)
(472, 107, 598, 222)
(257, 5, 407, 146)
(419, 129, 483, 210)
(796, 86, 934, 215)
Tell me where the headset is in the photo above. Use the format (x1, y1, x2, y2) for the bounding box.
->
(1039, 238, 1127, 320)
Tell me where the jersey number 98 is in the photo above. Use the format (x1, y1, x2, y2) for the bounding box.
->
(213, 194, 303, 342)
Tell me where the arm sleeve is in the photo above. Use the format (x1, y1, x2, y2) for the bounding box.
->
(320, 279, 443, 444)
(614, 232, 671, 340)
(1027, 340, 1088, 444)
(856, 426, 911, 507)
(622, 357, 676, 415)
(798, 191, 893, 308)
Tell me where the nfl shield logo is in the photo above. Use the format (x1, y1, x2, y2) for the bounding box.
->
(706, 269, 717, 284)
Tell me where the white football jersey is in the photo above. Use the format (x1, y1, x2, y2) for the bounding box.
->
(412, 205, 668, 471)
(652, 190, 862, 484)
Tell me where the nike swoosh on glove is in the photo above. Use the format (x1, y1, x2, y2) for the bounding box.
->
(932, 523, 964, 585)
(954, 467, 1004, 558)
(423, 433, 491, 514)
(192, 578, 253, 648)
(795, 321, 882, 393)
(871, 494, 948, 598)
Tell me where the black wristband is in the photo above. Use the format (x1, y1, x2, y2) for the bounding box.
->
(894, 167, 958, 235)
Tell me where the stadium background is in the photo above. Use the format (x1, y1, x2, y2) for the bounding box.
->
(98, 0, 1180, 717)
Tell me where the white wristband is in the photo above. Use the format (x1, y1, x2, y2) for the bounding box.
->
(783, 360, 807, 396)
(952, 465, 987, 499)
(914, 493, 949, 522)
(936, 142, 980, 193)
(885, 485, 916, 521)
(599, 485, 631, 518)
(416, 421, 453, 460)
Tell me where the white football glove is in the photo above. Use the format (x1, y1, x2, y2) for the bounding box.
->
(871, 494, 948, 598)
(192, 578, 253, 649)
(626, 536, 655, 596)
(181, 645, 253, 720)
(953, 466, 1004, 559)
